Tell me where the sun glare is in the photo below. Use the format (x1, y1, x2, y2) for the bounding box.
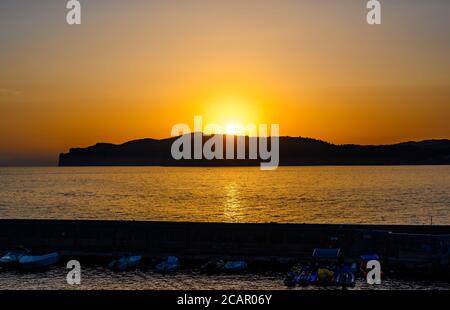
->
(225, 123, 239, 135)
(199, 93, 269, 136)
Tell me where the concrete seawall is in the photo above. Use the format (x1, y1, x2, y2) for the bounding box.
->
(1, 220, 450, 269)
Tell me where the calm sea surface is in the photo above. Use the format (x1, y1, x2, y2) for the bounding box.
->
(0, 166, 449, 224)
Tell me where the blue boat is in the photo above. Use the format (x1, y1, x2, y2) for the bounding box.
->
(298, 268, 312, 286)
(19, 252, 59, 270)
(108, 255, 142, 271)
(0, 249, 29, 268)
(154, 256, 180, 274)
(283, 271, 299, 287)
(312, 248, 342, 261)
(308, 271, 318, 285)
(283, 264, 303, 287)
(224, 261, 247, 272)
(335, 266, 356, 288)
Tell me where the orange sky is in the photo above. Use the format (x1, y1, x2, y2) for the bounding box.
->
(0, 1, 449, 165)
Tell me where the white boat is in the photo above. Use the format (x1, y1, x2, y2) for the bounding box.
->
(19, 252, 59, 270)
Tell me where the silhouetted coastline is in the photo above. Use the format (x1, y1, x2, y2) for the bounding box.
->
(59, 135, 450, 166)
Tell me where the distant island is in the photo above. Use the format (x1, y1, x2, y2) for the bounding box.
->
(59, 135, 450, 166)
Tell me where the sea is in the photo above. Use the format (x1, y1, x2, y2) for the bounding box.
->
(0, 166, 449, 290)
(0, 166, 449, 224)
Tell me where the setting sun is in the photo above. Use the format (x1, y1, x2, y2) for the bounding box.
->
(201, 94, 264, 129)
(225, 123, 239, 135)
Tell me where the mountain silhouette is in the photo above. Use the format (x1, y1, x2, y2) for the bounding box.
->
(59, 135, 450, 166)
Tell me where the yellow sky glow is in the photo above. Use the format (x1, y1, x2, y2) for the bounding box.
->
(0, 1, 449, 165)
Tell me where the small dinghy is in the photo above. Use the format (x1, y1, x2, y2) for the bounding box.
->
(335, 267, 356, 288)
(307, 271, 318, 285)
(224, 261, 247, 273)
(298, 266, 317, 286)
(283, 271, 299, 287)
(317, 268, 335, 287)
(283, 264, 303, 287)
(155, 256, 180, 274)
(19, 252, 59, 270)
(0, 249, 29, 268)
(200, 259, 225, 274)
(108, 255, 142, 271)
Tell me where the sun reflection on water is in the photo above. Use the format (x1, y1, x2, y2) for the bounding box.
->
(223, 181, 242, 222)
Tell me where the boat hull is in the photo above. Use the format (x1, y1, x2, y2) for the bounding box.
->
(0, 251, 28, 269)
(109, 256, 142, 271)
(19, 253, 59, 270)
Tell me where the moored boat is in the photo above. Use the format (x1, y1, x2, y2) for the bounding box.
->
(335, 266, 356, 288)
(108, 255, 142, 271)
(200, 259, 225, 274)
(19, 252, 59, 270)
(283, 271, 299, 287)
(307, 270, 318, 285)
(317, 268, 335, 286)
(0, 249, 30, 268)
(155, 256, 180, 274)
(224, 261, 247, 273)
(297, 267, 312, 286)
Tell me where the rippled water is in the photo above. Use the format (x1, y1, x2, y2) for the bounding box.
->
(1, 266, 449, 290)
(0, 166, 449, 224)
